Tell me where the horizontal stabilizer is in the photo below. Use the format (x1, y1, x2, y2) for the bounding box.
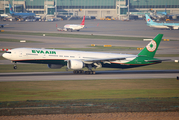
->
(145, 59, 171, 62)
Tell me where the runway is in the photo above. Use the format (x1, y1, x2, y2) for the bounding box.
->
(0, 70, 179, 82)
(0, 20, 179, 81)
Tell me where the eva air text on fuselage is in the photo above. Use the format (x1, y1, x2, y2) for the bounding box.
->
(32, 50, 56, 54)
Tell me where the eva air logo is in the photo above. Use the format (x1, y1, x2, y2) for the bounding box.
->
(147, 19, 150, 22)
(146, 40, 157, 52)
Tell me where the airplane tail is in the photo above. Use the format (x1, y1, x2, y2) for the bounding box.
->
(138, 34, 163, 58)
(9, 4, 14, 14)
(80, 16, 85, 25)
(145, 14, 154, 24)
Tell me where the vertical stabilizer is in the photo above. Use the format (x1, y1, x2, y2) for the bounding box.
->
(138, 34, 163, 58)
(9, 4, 14, 14)
(80, 16, 85, 25)
(145, 14, 154, 24)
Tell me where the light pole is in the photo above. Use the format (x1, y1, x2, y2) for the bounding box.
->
(4, 0, 6, 14)
(55, 0, 57, 18)
(128, 0, 129, 20)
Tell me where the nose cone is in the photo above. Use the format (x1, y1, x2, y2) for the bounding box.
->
(2, 53, 9, 60)
(2, 53, 6, 59)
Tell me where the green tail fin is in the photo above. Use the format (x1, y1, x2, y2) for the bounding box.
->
(138, 34, 163, 58)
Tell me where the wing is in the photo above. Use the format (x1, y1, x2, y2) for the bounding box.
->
(163, 25, 173, 29)
(83, 57, 126, 63)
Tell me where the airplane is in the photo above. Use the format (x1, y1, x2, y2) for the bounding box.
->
(57, 16, 85, 32)
(155, 7, 167, 19)
(9, 3, 35, 20)
(2, 34, 168, 74)
(145, 14, 179, 30)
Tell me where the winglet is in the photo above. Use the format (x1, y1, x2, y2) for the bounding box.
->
(138, 34, 163, 58)
(80, 16, 85, 25)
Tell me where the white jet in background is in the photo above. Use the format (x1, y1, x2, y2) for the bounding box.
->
(57, 16, 85, 32)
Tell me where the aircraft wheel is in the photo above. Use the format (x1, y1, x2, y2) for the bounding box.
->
(73, 70, 84, 74)
(85, 71, 89, 74)
(80, 70, 84, 74)
(73, 70, 78, 74)
(13, 66, 17, 69)
(84, 71, 95, 74)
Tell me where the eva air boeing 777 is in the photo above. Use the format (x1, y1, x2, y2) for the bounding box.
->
(2, 34, 167, 74)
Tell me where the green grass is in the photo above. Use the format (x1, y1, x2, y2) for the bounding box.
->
(0, 78, 179, 101)
(1, 31, 178, 41)
(0, 31, 150, 41)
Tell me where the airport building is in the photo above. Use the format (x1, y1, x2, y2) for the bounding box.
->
(0, 0, 179, 20)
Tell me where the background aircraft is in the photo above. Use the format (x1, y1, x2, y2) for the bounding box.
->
(2, 34, 168, 74)
(145, 14, 179, 30)
(155, 6, 168, 19)
(57, 16, 85, 32)
(9, 3, 35, 20)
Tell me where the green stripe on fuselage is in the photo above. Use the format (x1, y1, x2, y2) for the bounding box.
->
(102, 56, 161, 69)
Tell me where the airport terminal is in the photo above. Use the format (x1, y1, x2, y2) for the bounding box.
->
(0, 0, 179, 20)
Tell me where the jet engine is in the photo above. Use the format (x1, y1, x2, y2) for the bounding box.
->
(67, 60, 84, 70)
(47, 64, 64, 69)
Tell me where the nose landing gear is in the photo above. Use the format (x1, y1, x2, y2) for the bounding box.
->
(13, 65, 17, 69)
(13, 62, 17, 69)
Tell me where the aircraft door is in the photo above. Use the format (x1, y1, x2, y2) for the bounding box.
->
(19, 51, 22, 57)
(77, 54, 81, 59)
(19, 51, 26, 57)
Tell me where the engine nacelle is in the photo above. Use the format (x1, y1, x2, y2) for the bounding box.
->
(47, 64, 64, 69)
(67, 60, 84, 70)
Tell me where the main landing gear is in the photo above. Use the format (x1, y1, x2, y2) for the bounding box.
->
(73, 65, 96, 74)
(73, 70, 96, 74)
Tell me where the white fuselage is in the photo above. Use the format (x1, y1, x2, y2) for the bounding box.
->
(2, 48, 136, 64)
(64, 24, 84, 30)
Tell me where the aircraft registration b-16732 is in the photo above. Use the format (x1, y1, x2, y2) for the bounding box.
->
(2, 34, 169, 74)
(57, 16, 85, 32)
(145, 14, 179, 30)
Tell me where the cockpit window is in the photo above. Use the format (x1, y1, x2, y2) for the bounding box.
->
(6, 51, 11, 54)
